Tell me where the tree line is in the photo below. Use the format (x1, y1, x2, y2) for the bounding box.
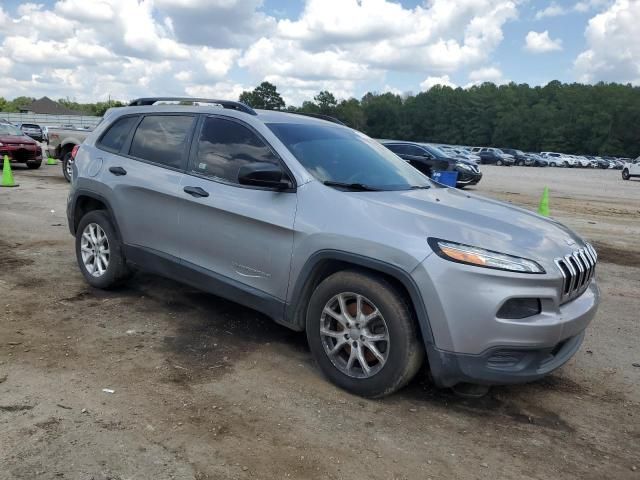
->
(240, 81, 640, 158)
(3, 80, 639, 157)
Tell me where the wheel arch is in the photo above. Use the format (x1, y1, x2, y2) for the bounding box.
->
(284, 250, 434, 345)
(70, 190, 122, 241)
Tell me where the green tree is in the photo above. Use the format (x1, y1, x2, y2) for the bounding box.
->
(314, 90, 338, 115)
(239, 81, 285, 110)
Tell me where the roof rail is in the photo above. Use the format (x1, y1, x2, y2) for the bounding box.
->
(128, 97, 257, 116)
(285, 111, 346, 126)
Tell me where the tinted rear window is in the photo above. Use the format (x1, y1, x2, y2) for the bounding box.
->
(129, 115, 194, 169)
(99, 116, 139, 152)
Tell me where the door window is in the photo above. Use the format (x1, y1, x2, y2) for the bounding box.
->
(98, 115, 139, 153)
(192, 117, 280, 184)
(129, 115, 194, 169)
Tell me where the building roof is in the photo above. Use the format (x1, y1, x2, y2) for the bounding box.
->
(21, 97, 83, 116)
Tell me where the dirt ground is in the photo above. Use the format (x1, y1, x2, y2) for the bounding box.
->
(1, 164, 638, 480)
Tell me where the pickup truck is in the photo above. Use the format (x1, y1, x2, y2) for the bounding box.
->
(47, 126, 93, 181)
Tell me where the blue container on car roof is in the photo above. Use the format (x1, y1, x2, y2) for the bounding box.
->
(431, 170, 458, 187)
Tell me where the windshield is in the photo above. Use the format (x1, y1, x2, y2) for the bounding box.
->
(418, 143, 448, 159)
(0, 124, 23, 136)
(267, 123, 431, 190)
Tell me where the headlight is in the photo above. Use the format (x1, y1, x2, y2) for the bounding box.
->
(428, 238, 545, 274)
(456, 162, 472, 171)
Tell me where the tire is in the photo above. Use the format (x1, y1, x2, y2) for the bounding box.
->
(306, 270, 424, 398)
(75, 210, 131, 289)
(62, 151, 73, 182)
(517, 160, 524, 166)
(26, 161, 42, 169)
(622, 169, 630, 180)
(496, 159, 503, 166)
(549, 162, 556, 167)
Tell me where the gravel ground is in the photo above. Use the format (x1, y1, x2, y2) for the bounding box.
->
(0, 164, 638, 480)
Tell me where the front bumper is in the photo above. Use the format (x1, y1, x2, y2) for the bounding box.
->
(456, 170, 482, 186)
(412, 254, 599, 387)
(0, 146, 42, 163)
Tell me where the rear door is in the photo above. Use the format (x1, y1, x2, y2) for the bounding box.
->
(98, 113, 196, 260)
(176, 115, 297, 301)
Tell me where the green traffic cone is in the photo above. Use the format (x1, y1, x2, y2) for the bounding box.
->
(1, 155, 18, 188)
(538, 186, 549, 216)
(46, 157, 57, 165)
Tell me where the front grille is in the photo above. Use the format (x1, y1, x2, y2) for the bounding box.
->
(555, 244, 597, 303)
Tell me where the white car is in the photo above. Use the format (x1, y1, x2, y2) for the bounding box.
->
(622, 157, 640, 180)
(571, 155, 592, 168)
(540, 152, 576, 168)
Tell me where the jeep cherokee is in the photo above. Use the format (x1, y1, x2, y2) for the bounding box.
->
(67, 97, 600, 397)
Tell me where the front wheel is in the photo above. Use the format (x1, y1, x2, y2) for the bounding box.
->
(62, 152, 73, 182)
(496, 159, 503, 166)
(622, 169, 630, 180)
(75, 210, 132, 289)
(306, 270, 424, 398)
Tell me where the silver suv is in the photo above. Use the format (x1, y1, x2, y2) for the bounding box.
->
(67, 97, 600, 397)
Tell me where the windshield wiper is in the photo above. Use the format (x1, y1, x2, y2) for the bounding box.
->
(323, 181, 381, 191)
(410, 185, 431, 190)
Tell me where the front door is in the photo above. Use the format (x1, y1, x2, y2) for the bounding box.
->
(176, 115, 297, 301)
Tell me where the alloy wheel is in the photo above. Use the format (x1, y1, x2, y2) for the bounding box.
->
(80, 223, 110, 277)
(320, 292, 390, 379)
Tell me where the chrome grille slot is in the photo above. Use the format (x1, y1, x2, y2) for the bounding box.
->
(554, 244, 597, 303)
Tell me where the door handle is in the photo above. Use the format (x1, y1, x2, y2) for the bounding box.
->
(183, 186, 209, 198)
(109, 166, 127, 176)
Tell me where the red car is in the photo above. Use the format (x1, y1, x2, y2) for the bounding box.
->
(0, 123, 43, 169)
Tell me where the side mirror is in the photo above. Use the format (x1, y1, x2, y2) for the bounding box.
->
(238, 162, 291, 190)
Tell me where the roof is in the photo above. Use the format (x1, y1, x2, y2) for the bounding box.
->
(22, 97, 83, 116)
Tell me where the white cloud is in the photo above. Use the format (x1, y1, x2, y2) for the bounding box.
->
(575, 0, 640, 84)
(525, 30, 563, 53)
(467, 66, 506, 85)
(420, 75, 457, 90)
(535, 0, 613, 19)
(535, 2, 567, 19)
(0, 0, 523, 104)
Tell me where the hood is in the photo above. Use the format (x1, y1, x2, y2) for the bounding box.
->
(355, 187, 585, 269)
(0, 134, 36, 144)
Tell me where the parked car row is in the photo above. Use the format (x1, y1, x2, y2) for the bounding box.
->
(435, 144, 632, 170)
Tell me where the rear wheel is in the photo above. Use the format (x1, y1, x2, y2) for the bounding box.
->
(517, 160, 524, 166)
(75, 210, 132, 289)
(549, 161, 556, 167)
(496, 159, 503, 166)
(26, 161, 42, 169)
(62, 151, 73, 182)
(306, 270, 424, 398)
(622, 169, 630, 180)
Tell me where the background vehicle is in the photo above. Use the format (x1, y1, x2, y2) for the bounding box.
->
(500, 148, 529, 166)
(17, 123, 44, 142)
(524, 153, 548, 166)
(382, 141, 482, 187)
(622, 157, 640, 180)
(438, 145, 481, 163)
(47, 126, 92, 181)
(67, 97, 598, 398)
(473, 147, 515, 166)
(540, 152, 575, 167)
(0, 123, 43, 168)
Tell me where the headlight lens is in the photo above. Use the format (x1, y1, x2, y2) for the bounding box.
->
(456, 162, 472, 171)
(428, 238, 545, 274)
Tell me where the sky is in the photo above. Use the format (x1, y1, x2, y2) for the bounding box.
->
(0, 0, 638, 106)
